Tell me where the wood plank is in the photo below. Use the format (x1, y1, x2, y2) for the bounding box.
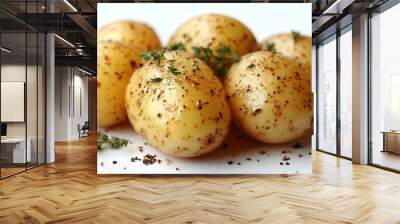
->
(0, 135, 399, 223)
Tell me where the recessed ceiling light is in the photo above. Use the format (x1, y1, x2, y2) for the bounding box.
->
(54, 34, 75, 48)
(1, 47, 11, 53)
(63, 0, 78, 12)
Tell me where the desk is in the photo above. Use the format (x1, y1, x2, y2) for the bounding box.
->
(1, 138, 31, 163)
(381, 131, 400, 154)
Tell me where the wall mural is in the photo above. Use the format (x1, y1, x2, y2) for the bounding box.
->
(97, 3, 313, 174)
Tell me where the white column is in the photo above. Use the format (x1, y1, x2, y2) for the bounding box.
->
(352, 14, 369, 164)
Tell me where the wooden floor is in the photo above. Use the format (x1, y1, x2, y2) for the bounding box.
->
(0, 136, 400, 224)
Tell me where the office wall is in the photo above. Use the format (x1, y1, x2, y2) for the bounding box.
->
(0, 65, 42, 139)
(55, 67, 91, 141)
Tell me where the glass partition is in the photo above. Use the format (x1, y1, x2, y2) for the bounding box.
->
(317, 35, 337, 154)
(0, 1, 46, 179)
(370, 3, 400, 171)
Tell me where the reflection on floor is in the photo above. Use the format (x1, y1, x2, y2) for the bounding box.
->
(373, 150, 400, 171)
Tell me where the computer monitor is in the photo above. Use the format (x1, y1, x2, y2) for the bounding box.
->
(1, 123, 7, 137)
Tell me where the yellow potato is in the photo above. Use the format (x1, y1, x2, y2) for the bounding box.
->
(224, 51, 312, 144)
(168, 14, 259, 76)
(126, 50, 231, 158)
(98, 20, 161, 54)
(97, 41, 140, 127)
(261, 32, 312, 68)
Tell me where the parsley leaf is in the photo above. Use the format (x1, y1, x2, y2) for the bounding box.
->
(292, 31, 301, 42)
(98, 132, 129, 151)
(168, 42, 186, 51)
(149, 77, 163, 82)
(168, 66, 181, 75)
(266, 43, 277, 53)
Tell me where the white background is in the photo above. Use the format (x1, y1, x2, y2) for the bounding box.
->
(98, 3, 311, 45)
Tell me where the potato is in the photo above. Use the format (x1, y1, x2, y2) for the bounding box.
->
(126, 50, 231, 158)
(168, 14, 259, 76)
(98, 20, 161, 54)
(224, 51, 312, 144)
(261, 32, 311, 68)
(97, 41, 141, 127)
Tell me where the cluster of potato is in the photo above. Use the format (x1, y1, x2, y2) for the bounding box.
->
(98, 14, 312, 158)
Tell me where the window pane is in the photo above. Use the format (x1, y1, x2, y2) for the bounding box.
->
(340, 29, 352, 158)
(371, 3, 400, 171)
(317, 37, 337, 154)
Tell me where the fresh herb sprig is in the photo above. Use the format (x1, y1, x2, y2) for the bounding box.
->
(140, 50, 165, 65)
(265, 43, 277, 53)
(192, 46, 240, 77)
(168, 66, 181, 75)
(168, 42, 186, 51)
(98, 132, 129, 150)
(292, 31, 301, 42)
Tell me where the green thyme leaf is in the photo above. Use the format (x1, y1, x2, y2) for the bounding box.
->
(149, 77, 163, 82)
(168, 42, 185, 51)
(266, 43, 277, 53)
(292, 31, 301, 42)
(168, 66, 181, 75)
(97, 132, 129, 151)
(247, 63, 255, 69)
(140, 51, 164, 65)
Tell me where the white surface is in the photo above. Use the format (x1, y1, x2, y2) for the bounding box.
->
(1, 137, 31, 163)
(98, 122, 311, 174)
(1, 82, 25, 122)
(98, 3, 312, 45)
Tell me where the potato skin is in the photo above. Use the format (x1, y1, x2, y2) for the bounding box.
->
(98, 20, 161, 54)
(126, 51, 231, 158)
(97, 41, 141, 128)
(168, 14, 259, 56)
(261, 33, 311, 68)
(224, 51, 312, 144)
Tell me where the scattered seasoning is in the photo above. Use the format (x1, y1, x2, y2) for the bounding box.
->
(309, 152, 312, 155)
(280, 162, 284, 165)
(265, 42, 277, 53)
(292, 31, 300, 42)
(176, 167, 180, 171)
(138, 146, 144, 152)
(196, 100, 204, 110)
(131, 156, 141, 162)
(293, 143, 303, 148)
(112, 160, 117, 164)
(168, 66, 181, 75)
(285, 162, 290, 165)
(259, 150, 266, 155)
(149, 77, 163, 83)
(247, 63, 255, 69)
(227, 160, 234, 165)
(246, 158, 252, 161)
(299, 154, 303, 158)
(283, 155, 290, 161)
(237, 162, 242, 165)
(123, 167, 127, 170)
(144, 142, 148, 145)
(157, 160, 162, 164)
(143, 154, 157, 165)
(97, 133, 129, 150)
(282, 150, 287, 154)
(100, 162, 104, 166)
(257, 159, 260, 162)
